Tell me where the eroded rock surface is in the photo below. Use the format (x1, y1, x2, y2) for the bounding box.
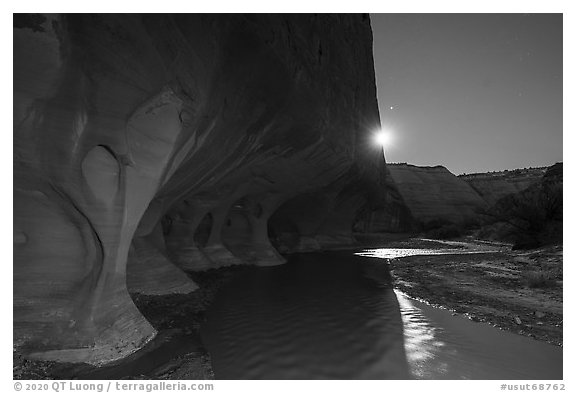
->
(482, 163, 562, 247)
(14, 14, 386, 364)
(459, 167, 547, 206)
(387, 164, 487, 225)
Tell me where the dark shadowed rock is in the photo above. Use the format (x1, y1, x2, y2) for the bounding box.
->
(483, 163, 562, 248)
(14, 14, 386, 364)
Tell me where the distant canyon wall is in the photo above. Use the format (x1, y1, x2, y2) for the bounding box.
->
(387, 163, 558, 229)
(480, 163, 563, 248)
(14, 14, 388, 365)
(387, 164, 487, 225)
(459, 167, 547, 206)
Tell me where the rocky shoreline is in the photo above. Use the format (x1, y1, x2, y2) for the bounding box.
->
(385, 238, 563, 346)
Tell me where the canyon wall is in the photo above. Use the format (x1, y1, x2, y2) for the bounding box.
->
(387, 163, 559, 239)
(387, 164, 487, 225)
(459, 167, 546, 206)
(480, 163, 562, 248)
(14, 14, 387, 365)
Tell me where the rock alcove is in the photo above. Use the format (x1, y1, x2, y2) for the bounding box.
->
(14, 13, 396, 365)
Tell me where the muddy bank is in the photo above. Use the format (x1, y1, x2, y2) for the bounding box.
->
(13, 267, 243, 380)
(385, 238, 562, 346)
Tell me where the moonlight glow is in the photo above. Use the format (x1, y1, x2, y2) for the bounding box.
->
(374, 129, 392, 148)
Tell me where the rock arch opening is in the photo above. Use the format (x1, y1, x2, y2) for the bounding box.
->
(268, 214, 301, 253)
(194, 213, 213, 248)
(222, 200, 253, 255)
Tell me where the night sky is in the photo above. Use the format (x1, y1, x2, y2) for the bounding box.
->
(370, 14, 563, 175)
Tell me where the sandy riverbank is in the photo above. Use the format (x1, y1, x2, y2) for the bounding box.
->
(384, 238, 562, 346)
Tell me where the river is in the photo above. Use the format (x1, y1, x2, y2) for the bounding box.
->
(201, 249, 562, 379)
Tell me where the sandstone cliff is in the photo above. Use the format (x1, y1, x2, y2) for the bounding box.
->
(459, 167, 547, 206)
(480, 163, 562, 248)
(14, 14, 386, 365)
(387, 164, 488, 225)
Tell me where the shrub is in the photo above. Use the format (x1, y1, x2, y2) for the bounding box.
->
(522, 271, 557, 288)
(480, 177, 562, 249)
(511, 234, 542, 250)
(421, 218, 454, 232)
(425, 224, 463, 240)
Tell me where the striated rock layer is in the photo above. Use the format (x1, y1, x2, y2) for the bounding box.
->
(387, 164, 488, 225)
(14, 14, 387, 365)
(483, 163, 562, 247)
(459, 167, 547, 206)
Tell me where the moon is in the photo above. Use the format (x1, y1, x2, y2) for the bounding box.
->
(374, 129, 392, 148)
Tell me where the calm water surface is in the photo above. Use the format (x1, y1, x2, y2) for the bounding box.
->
(201, 249, 562, 379)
